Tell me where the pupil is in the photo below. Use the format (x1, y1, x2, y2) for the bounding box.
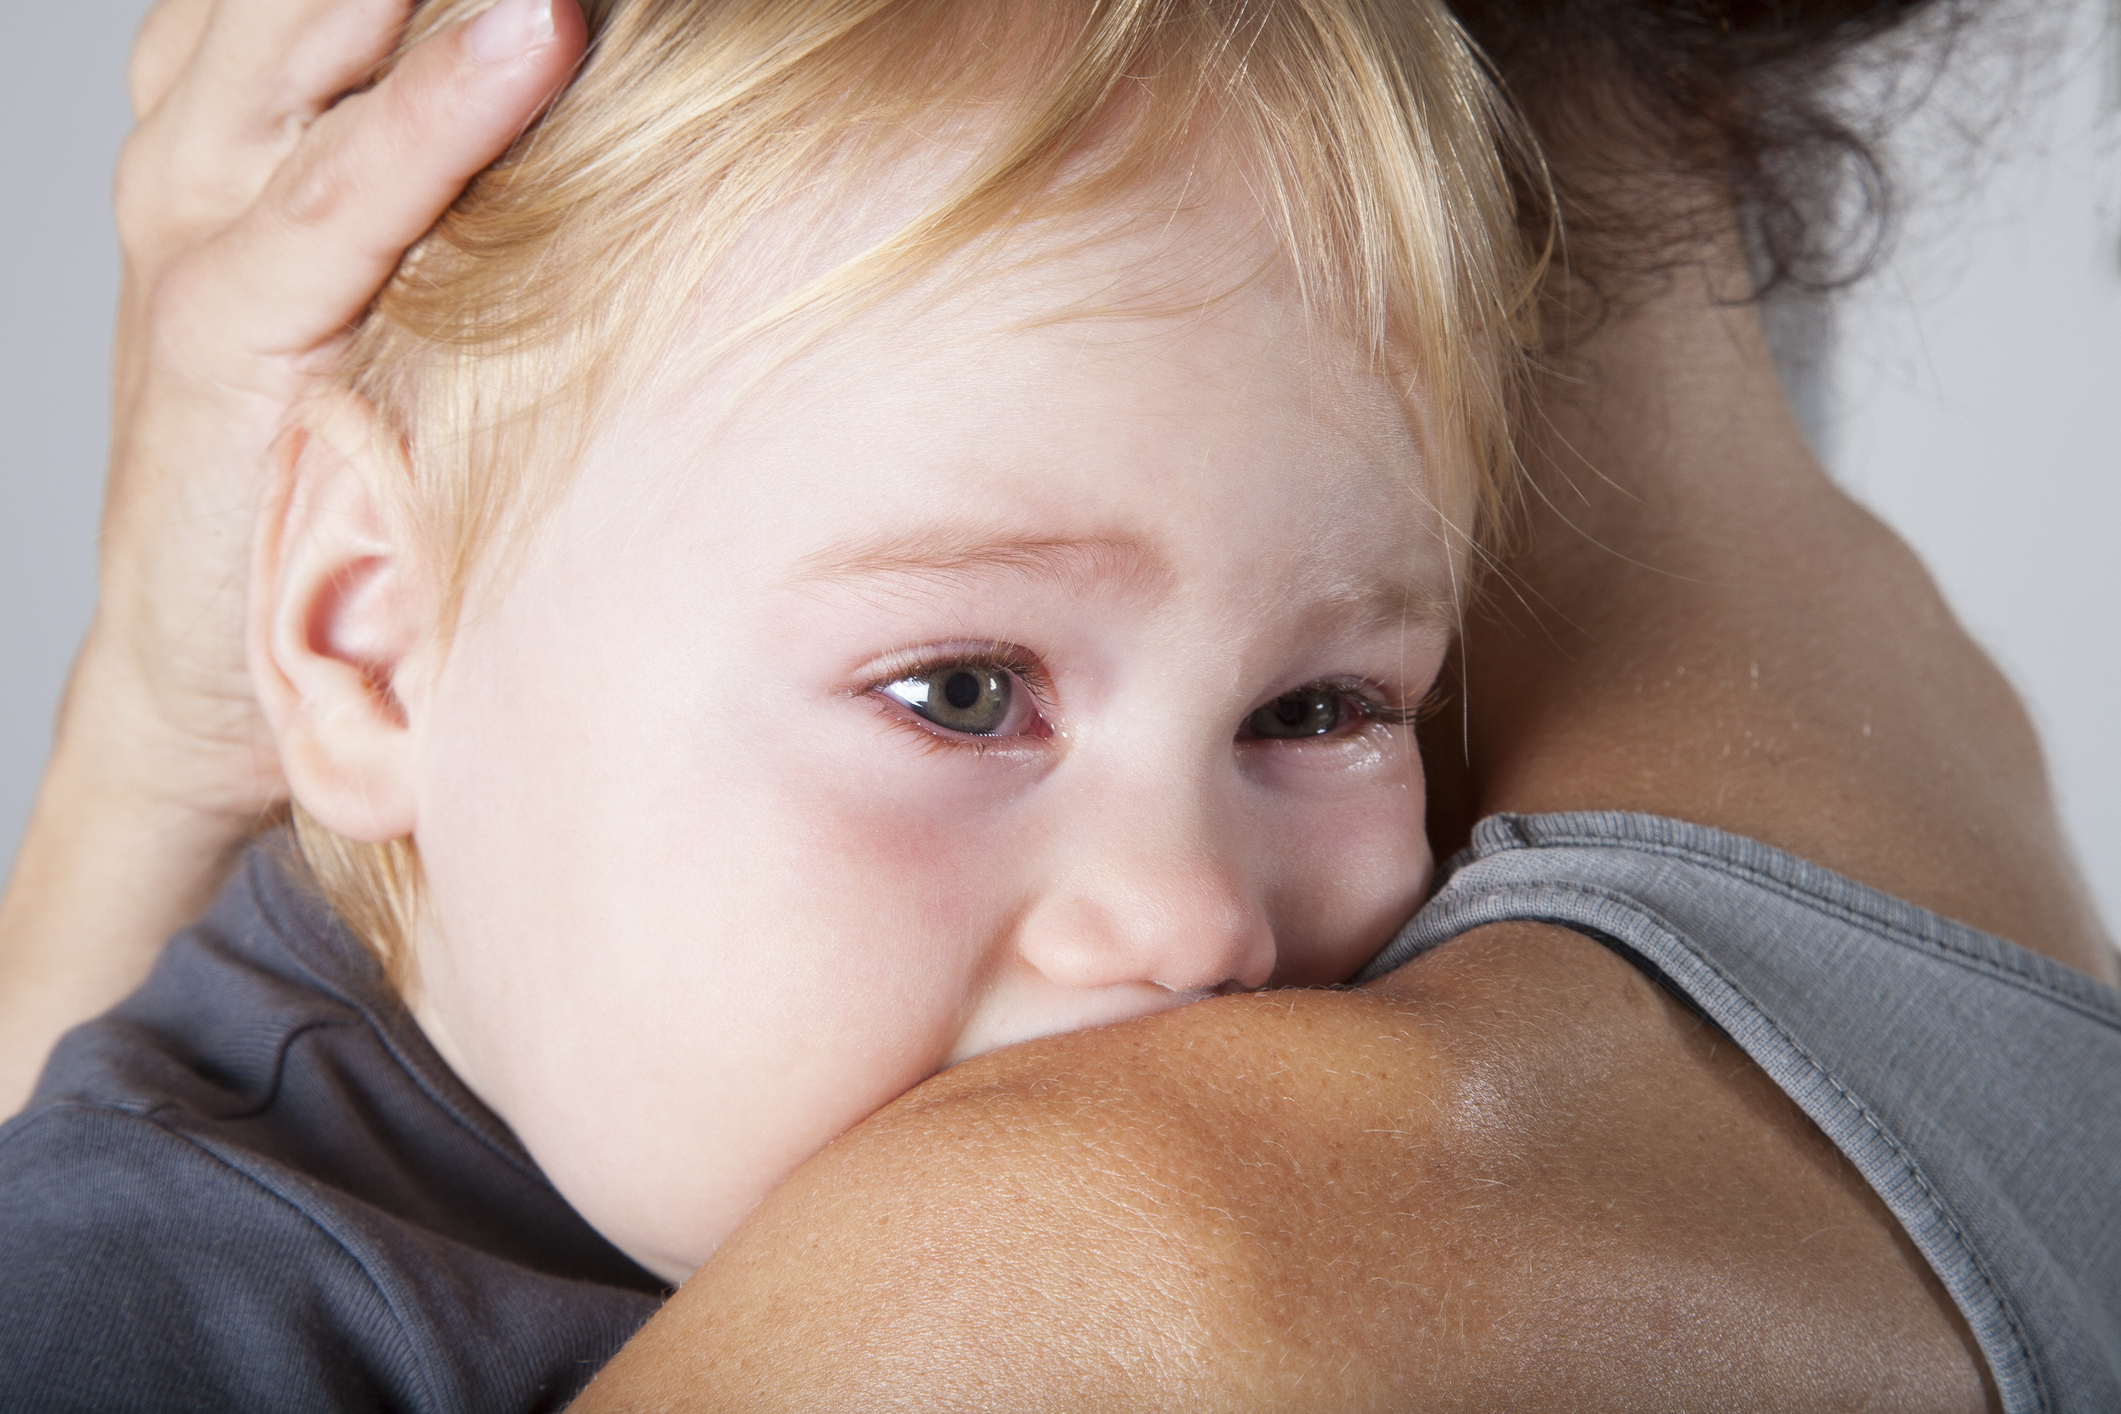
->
(944, 671, 981, 710)
(1276, 698, 1309, 727)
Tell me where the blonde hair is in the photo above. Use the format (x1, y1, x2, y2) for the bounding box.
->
(296, 0, 1546, 984)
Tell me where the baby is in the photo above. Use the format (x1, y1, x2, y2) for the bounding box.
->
(2, 0, 1535, 1403)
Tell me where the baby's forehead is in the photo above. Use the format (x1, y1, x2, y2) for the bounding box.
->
(636, 166, 1421, 460)
(571, 212, 1442, 600)
(454, 161, 1449, 635)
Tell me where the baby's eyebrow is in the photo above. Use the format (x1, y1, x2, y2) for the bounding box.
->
(1315, 575, 1464, 637)
(787, 523, 1462, 636)
(785, 526, 1173, 597)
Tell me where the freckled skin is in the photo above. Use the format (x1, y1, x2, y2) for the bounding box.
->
(396, 202, 1457, 1281)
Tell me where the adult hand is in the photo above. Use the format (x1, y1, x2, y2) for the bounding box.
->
(107, 0, 584, 827)
(0, 0, 585, 1113)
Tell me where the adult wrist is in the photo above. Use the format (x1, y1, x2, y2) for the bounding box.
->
(0, 655, 272, 1115)
(53, 609, 284, 833)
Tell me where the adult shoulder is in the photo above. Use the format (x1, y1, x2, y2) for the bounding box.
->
(575, 922, 1989, 1411)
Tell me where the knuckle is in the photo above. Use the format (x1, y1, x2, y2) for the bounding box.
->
(113, 121, 210, 251)
(273, 140, 348, 231)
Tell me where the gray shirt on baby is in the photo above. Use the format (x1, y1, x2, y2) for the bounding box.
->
(0, 842, 663, 1411)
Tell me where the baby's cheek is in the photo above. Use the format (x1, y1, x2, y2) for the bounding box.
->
(466, 762, 1027, 1281)
(802, 760, 1030, 936)
(1264, 739, 1432, 984)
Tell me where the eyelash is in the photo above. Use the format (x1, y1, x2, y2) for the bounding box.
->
(859, 646, 1433, 753)
(1335, 687, 1425, 730)
(1236, 679, 1427, 741)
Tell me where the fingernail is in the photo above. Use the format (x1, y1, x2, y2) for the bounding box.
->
(468, 0, 555, 63)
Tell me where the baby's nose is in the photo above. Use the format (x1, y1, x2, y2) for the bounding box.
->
(1013, 851, 1276, 996)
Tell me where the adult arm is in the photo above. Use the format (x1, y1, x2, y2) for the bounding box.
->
(0, 0, 584, 1114)
(584, 924, 1987, 1410)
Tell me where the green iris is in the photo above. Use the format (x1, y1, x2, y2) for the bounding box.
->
(887, 667, 1014, 735)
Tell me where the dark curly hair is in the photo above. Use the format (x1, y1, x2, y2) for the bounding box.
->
(1455, 0, 1969, 295)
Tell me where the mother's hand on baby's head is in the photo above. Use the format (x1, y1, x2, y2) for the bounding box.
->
(98, 0, 585, 823)
(0, 0, 585, 1117)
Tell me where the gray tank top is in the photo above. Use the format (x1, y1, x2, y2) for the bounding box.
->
(1356, 811, 2121, 1414)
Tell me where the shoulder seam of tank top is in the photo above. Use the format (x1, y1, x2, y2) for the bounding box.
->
(1461, 811, 2121, 1023)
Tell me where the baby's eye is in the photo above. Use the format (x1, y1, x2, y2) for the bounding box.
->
(878, 665, 1019, 736)
(1245, 685, 1347, 739)
(1241, 682, 1412, 741)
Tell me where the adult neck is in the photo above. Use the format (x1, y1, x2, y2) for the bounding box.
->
(1452, 223, 2118, 979)
(1523, 235, 1824, 526)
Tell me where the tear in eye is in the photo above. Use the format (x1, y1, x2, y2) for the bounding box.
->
(880, 667, 1015, 735)
(1246, 685, 1343, 739)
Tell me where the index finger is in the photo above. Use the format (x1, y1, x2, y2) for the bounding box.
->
(174, 0, 586, 361)
(186, 0, 416, 137)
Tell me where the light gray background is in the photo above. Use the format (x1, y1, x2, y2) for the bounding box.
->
(4, 2, 2116, 933)
(2, 2, 150, 870)
(1822, 0, 2120, 934)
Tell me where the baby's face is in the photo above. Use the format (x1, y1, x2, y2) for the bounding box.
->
(402, 211, 1458, 1282)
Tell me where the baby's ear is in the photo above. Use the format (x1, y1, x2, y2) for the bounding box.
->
(250, 392, 430, 844)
